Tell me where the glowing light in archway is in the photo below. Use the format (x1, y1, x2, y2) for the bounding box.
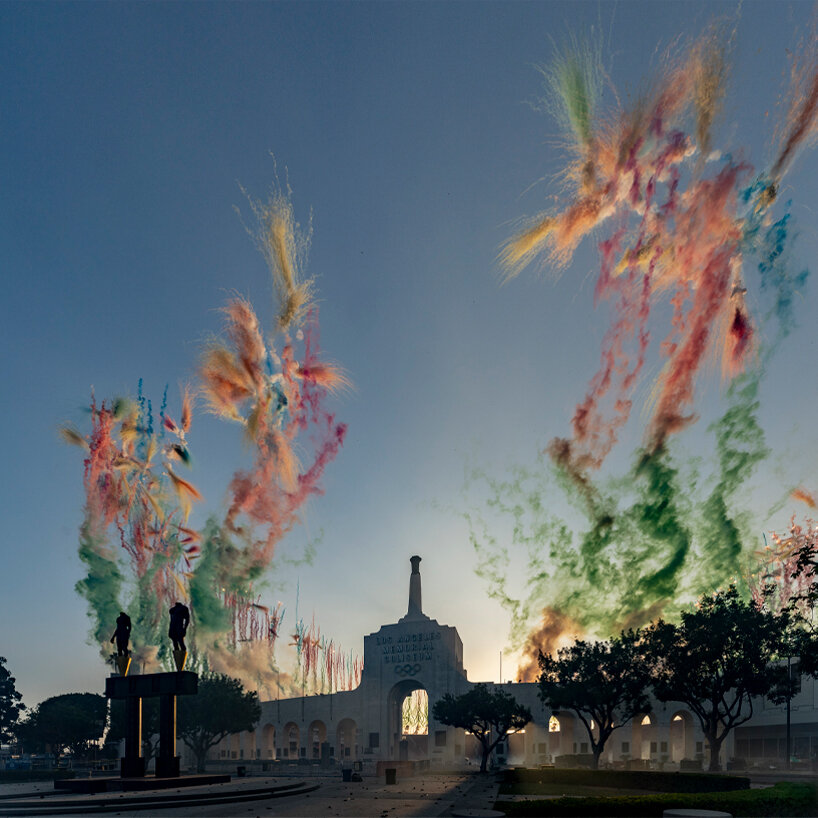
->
(401, 689, 428, 735)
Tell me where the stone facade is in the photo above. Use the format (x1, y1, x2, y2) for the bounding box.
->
(208, 557, 818, 772)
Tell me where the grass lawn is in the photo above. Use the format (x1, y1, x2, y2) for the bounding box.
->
(495, 781, 818, 817)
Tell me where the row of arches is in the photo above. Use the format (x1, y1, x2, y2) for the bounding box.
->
(215, 718, 359, 762)
(214, 685, 698, 768)
(215, 682, 433, 764)
(546, 710, 697, 762)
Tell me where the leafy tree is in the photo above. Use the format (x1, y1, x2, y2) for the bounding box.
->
(178, 673, 260, 772)
(760, 585, 818, 769)
(16, 693, 107, 758)
(644, 586, 786, 771)
(14, 713, 46, 754)
(0, 657, 25, 744)
(432, 683, 531, 773)
(537, 630, 652, 769)
(788, 525, 818, 679)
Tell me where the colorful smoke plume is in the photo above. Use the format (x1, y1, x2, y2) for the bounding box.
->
(63, 181, 355, 693)
(472, 25, 816, 676)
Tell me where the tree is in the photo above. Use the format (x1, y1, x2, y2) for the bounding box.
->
(16, 693, 107, 758)
(644, 586, 786, 771)
(0, 657, 25, 744)
(759, 584, 818, 770)
(766, 648, 802, 771)
(789, 519, 818, 679)
(178, 673, 260, 772)
(537, 630, 652, 769)
(432, 683, 531, 773)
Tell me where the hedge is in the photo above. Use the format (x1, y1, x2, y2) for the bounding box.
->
(501, 767, 750, 793)
(495, 781, 818, 817)
(0, 769, 76, 783)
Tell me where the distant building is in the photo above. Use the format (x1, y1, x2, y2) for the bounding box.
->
(209, 557, 818, 771)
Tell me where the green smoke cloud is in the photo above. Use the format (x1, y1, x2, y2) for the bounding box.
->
(464, 368, 769, 653)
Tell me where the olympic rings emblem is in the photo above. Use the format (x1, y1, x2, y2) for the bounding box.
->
(394, 663, 421, 676)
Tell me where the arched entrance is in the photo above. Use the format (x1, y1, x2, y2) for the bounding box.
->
(308, 720, 327, 760)
(336, 718, 358, 761)
(262, 724, 275, 759)
(548, 712, 576, 758)
(388, 679, 428, 760)
(631, 713, 655, 762)
(229, 733, 240, 760)
(244, 729, 257, 759)
(506, 725, 526, 764)
(283, 721, 300, 760)
(670, 710, 695, 761)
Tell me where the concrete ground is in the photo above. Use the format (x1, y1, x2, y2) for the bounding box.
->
(0, 772, 501, 817)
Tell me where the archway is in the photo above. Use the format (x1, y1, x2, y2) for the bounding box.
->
(262, 723, 275, 759)
(216, 735, 229, 760)
(244, 729, 257, 760)
(670, 710, 695, 761)
(283, 721, 300, 760)
(336, 718, 358, 761)
(308, 720, 327, 760)
(631, 713, 655, 762)
(549, 712, 576, 758)
(506, 725, 526, 764)
(388, 679, 428, 760)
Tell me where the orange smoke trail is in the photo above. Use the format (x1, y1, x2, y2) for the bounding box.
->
(792, 487, 817, 508)
(516, 607, 584, 682)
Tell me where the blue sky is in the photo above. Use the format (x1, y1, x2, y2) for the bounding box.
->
(2, 1, 817, 708)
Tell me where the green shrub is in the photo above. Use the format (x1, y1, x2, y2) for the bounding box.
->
(501, 766, 749, 793)
(553, 754, 595, 769)
(495, 781, 818, 817)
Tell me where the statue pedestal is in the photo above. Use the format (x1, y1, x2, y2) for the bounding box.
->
(106, 671, 198, 779)
(121, 755, 146, 778)
(155, 755, 180, 778)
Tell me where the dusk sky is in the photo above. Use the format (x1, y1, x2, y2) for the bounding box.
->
(2, 1, 817, 708)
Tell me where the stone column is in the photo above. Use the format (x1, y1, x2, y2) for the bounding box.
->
(408, 556, 422, 617)
(122, 697, 145, 777)
(156, 693, 180, 777)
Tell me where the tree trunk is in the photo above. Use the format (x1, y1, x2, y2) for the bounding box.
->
(706, 732, 723, 772)
(189, 739, 207, 773)
(479, 745, 489, 773)
(591, 746, 602, 770)
(196, 743, 207, 773)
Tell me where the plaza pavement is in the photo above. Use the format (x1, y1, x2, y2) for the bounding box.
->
(0, 772, 502, 817)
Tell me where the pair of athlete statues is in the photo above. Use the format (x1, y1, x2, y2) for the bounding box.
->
(110, 602, 190, 656)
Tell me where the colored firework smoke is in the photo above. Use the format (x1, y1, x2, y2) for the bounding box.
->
(64, 180, 350, 690)
(289, 614, 363, 695)
(64, 384, 201, 664)
(472, 25, 815, 676)
(466, 370, 770, 680)
(502, 26, 815, 480)
(748, 511, 818, 616)
(401, 689, 429, 736)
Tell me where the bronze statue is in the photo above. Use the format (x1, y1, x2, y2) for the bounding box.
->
(169, 601, 190, 651)
(110, 611, 132, 656)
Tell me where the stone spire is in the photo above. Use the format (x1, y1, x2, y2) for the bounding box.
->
(401, 555, 429, 621)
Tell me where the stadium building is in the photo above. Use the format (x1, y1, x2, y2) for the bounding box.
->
(209, 557, 818, 772)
